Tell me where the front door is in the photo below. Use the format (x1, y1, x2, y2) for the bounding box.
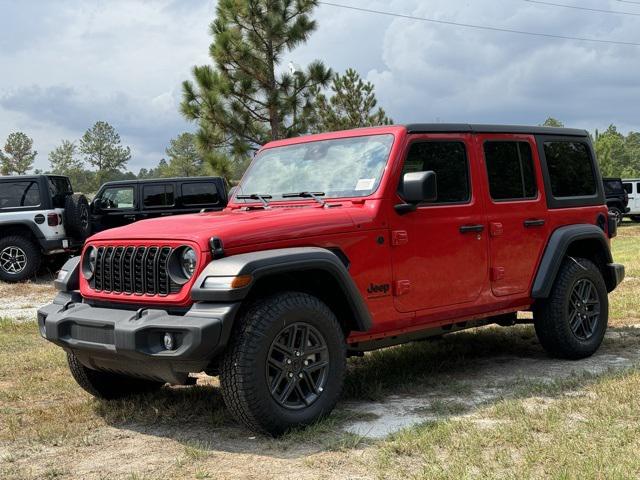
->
(390, 135, 489, 313)
(477, 134, 549, 297)
(91, 185, 138, 232)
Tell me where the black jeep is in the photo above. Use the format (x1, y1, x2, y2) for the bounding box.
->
(90, 176, 228, 232)
(603, 177, 629, 226)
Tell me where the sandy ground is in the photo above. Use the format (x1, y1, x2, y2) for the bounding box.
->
(0, 276, 56, 321)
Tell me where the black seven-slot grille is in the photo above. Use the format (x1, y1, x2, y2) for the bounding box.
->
(91, 246, 181, 296)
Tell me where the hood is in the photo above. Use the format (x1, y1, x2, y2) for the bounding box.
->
(88, 203, 373, 251)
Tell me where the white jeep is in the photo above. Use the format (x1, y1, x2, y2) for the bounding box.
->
(0, 175, 89, 282)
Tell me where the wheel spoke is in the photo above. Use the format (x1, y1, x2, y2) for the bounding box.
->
(278, 378, 296, 404)
(295, 383, 311, 406)
(270, 370, 286, 395)
(302, 370, 319, 394)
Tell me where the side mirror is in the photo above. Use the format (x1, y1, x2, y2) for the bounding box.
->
(396, 171, 437, 214)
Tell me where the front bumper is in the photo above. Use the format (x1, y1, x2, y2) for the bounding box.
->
(38, 292, 239, 384)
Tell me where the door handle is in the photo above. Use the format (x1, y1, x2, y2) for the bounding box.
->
(459, 224, 485, 234)
(123, 214, 136, 220)
(524, 219, 545, 228)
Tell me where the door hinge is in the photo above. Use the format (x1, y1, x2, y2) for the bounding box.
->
(391, 230, 408, 246)
(393, 279, 411, 296)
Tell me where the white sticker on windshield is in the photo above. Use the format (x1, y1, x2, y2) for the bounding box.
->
(355, 178, 375, 191)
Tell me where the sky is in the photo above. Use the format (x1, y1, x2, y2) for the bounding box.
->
(1, 0, 639, 173)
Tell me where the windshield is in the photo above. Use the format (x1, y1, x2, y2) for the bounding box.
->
(235, 134, 394, 202)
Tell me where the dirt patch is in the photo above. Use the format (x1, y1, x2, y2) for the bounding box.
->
(0, 276, 56, 322)
(342, 328, 640, 438)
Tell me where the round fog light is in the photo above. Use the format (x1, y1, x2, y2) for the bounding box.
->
(163, 332, 175, 351)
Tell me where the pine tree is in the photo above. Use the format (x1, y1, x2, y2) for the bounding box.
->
(49, 140, 83, 174)
(0, 132, 37, 175)
(540, 117, 564, 128)
(310, 69, 392, 133)
(165, 133, 203, 177)
(181, 0, 332, 156)
(79, 121, 131, 184)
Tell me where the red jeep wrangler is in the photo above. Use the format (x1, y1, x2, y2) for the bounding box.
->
(39, 124, 624, 435)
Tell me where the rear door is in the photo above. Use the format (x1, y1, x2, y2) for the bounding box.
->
(140, 181, 176, 221)
(478, 134, 549, 297)
(389, 134, 489, 313)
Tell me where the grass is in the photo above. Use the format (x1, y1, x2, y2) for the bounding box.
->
(1, 223, 639, 479)
(376, 368, 640, 479)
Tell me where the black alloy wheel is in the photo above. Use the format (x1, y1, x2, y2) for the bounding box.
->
(266, 322, 330, 410)
(568, 278, 601, 341)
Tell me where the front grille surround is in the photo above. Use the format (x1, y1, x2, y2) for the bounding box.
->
(90, 245, 181, 296)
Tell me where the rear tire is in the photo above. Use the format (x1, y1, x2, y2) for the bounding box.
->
(67, 352, 164, 399)
(0, 235, 41, 282)
(220, 292, 346, 436)
(534, 257, 608, 359)
(64, 194, 91, 240)
(608, 207, 623, 226)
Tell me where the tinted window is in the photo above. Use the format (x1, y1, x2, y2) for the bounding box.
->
(48, 177, 72, 208)
(101, 187, 134, 209)
(484, 142, 537, 200)
(401, 141, 470, 203)
(623, 183, 633, 194)
(603, 179, 624, 195)
(0, 181, 41, 208)
(544, 142, 596, 198)
(143, 184, 174, 208)
(181, 182, 220, 206)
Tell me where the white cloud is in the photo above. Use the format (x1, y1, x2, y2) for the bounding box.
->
(1, 0, 639, 175)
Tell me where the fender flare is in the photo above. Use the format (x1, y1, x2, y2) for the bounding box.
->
(531, 224, 613, 298)
(191, 247, 372, 332)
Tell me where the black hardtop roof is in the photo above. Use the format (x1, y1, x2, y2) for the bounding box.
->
(404, 123, 589, 137)
(0, 174, 68, 181)
(101, 176, 223, 187)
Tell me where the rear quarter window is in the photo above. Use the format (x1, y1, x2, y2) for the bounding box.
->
(543, 141, 597, 198)
(0, 181, 41, 208)
(181, 182, 220, 206)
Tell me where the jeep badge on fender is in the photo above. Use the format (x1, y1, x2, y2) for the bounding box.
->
(39, 124, 624, 436)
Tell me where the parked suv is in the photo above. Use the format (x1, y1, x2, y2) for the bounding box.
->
(603, 177, 629, 225)
(0, 175, 89, 282)
(39, 125, 624, 436)
(90, 176, 228, 232)
(622, 179, 640, 222)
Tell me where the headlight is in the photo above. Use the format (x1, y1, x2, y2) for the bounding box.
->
(82, 246, 97, 279)
(168, 246, 198, 285)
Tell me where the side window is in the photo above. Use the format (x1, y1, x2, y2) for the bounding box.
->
(0, 181, 41, 208)
(143, 184, 175, 208)
(48, 177, 72, 208)
(623, 183, 632, 194)
(101, 187, 134, 209)
(181, 182, 220, 206)
(401, 141, 470, 204)
(484, 141, 537, 201)
(543, 141, 596, 198)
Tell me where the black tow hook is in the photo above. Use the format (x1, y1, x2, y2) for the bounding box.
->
(134, 308, 148, 320)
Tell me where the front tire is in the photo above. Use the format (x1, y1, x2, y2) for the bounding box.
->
(0, 235, 41, 282)
(220, 292, 346, 436)
(534, 257, 608, 359)
(67, 352, 164, 399)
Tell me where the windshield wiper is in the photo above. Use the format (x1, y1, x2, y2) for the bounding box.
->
(282, 191, 326, 206)
(236, 193, 272, 207)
